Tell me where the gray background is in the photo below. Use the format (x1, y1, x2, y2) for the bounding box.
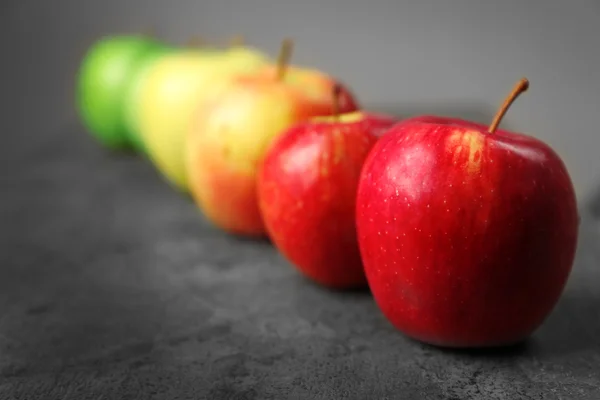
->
(2, 0, 600, 205)
(1, 1, 600, 399)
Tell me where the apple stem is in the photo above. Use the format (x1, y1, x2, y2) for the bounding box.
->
(488, 77, 530, 134)
(229, 35, 245, 47)
(332, 84, 342, 121)
(276, 38, 294, 81)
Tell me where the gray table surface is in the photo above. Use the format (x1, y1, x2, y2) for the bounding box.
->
(1, 120, 599, 400)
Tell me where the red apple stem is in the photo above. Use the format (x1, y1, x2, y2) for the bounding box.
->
(332, 84, 342, 121)
(229, 35, 245, 47)
(276, 38, 294, 81)
(488, 77, 530, 134)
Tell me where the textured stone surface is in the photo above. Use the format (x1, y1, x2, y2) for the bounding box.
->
(1, 125, 599, 400)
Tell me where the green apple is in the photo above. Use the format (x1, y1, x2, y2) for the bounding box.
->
(131, 45, 270, 192)
(76, 34, 170, 150)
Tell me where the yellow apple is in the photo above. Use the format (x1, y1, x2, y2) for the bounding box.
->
(122, 40, 221, 154)
(131, 45, 270, 192)
(185, 39, 361, 236)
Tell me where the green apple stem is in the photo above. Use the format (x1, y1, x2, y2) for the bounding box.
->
(229, 35, 245, 47)
(332, 84, 342, 121)
(488, 77, 530, 134)
(276, 38, 294, 81)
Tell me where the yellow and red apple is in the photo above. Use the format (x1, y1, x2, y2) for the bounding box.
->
(185, 40, 361, 236)
(129, 43, 270, 192)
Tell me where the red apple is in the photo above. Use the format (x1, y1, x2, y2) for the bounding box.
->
(257, 91, 397, 288)
(356, 78, 579, 348)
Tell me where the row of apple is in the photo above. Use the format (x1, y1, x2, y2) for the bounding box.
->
(76, 33, 579, 348)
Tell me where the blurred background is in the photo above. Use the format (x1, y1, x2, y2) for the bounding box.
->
(2, 0, 600, 208)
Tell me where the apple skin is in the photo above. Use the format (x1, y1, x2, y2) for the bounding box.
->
(186, 66, 360, 236)
(121, 46, 176, 153)
(76, 34, 168, 150)
(257, 111, 397, 288)
(123, 46, 243, 155)
(133, 49, 269, 192)
(356, 116, 579, 348)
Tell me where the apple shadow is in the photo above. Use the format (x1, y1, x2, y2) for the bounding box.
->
(226, 231, 273, 246)
(335, 285, 373, 296)
(525, 211, 600, 357)
(528, 293, 599, 357)
(318, 280, 373, 297)
(368, 101, 518, 133)
(418, 338, 533, 360)
(286, 263, 374, 297)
